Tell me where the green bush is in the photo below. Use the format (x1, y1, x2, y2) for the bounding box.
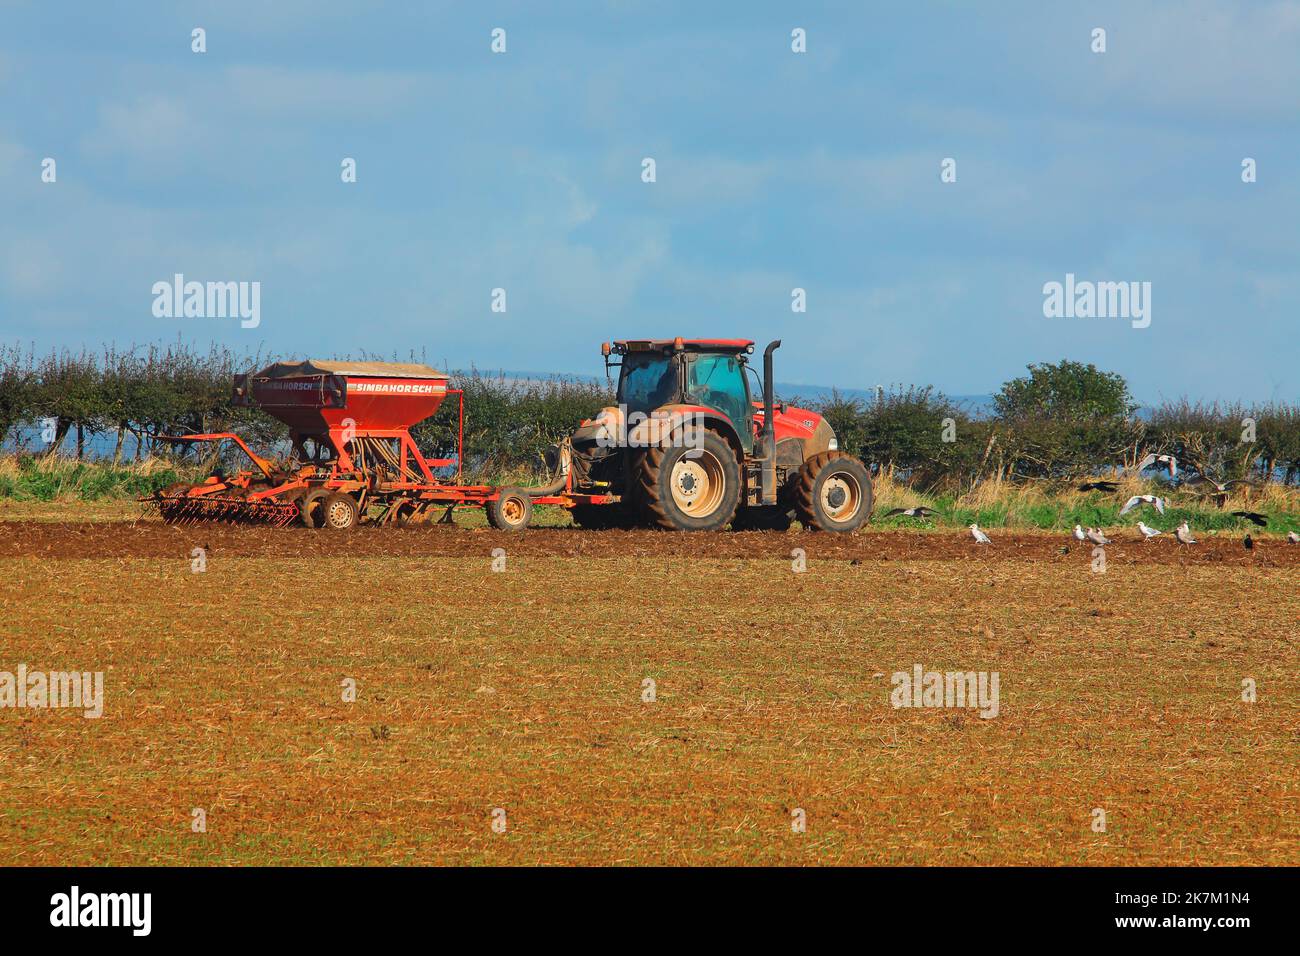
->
(993, 360, 1140, 480)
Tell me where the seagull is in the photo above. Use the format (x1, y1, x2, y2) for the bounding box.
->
(1085, 528, 1111, 546)
(1288, 531, 1300, 544)
(1072, 524, 1087, 541)
(1137, 522, 1162, 539)
(1120, 494, 1165, 516)
(882, 506, 938, 519)
(1231, 511, 1268, 528)
(1184, 476, 1258, 506)
(1138, 453, 1178, 478)
(1174, 521, 1197, 545)
(1078, 481, 1119, 493)
(969, 523, 991, 544)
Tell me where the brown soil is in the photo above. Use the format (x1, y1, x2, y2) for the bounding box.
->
(0, 518, 1293, 566)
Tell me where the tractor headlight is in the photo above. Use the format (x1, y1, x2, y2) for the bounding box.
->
(828, 438, 838, 450)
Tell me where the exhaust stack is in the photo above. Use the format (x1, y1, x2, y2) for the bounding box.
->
(760, 340, 781, 505)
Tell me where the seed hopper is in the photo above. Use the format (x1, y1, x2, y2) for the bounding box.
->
(144, 360, 607, 530)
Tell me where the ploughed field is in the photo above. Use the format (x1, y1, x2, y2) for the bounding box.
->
(1, 513, 1295, 865)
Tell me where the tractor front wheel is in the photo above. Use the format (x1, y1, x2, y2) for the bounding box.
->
(791, 451, 873, 532)
(635, 431, 741, 532)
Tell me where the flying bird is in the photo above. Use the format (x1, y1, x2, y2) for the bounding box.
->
(882, 506, 938, 519)
(1137, 522, 1162, 539)
(1231, 511, 1268, 527)
(1078, 481, 1119, 493)
(1120, 494, 1165, 516)
(1137, 453, 1178, 478)
(1174, 521, 1197, 545)
(1085, 528, 1111, 546)
(969, 523, 992, 544)
(1184, 476, 1258, 506)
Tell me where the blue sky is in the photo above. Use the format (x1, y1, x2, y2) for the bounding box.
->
(1, 0, 1297, 403)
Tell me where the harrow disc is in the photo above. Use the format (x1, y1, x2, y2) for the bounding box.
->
(143, 488, 300, 527)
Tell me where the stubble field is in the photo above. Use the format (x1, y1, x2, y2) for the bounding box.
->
(0, 510, 1295, 865)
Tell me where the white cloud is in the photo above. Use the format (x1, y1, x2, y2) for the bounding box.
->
(1021, 0, 1300, 121)
(81, 95, 203, 166)
(0, 136, 27, 180)
(1, 237, 61, 296)
(221, 65, 424, 117)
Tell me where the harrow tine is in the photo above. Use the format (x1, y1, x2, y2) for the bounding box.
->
(143, 490, 300, 527)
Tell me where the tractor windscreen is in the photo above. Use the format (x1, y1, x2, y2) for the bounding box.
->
(619, 353, 678, 413)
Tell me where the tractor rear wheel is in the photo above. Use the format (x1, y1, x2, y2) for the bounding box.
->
(487, 487, 533, 531)
(791, 451, 873, 532)
(635, 431, 740, 532)
(321, 492, 360, 530)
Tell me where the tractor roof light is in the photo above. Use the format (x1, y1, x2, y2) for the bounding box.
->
(673, 336, 684, 351)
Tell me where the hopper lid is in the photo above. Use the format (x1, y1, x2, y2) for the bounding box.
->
(250, 359, 447, 380)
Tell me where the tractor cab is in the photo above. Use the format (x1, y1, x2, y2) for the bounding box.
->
(608, 338, 757, 452)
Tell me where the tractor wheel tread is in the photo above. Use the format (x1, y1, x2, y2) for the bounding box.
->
(486, 487, 533, 531)
(633, 432, 740, 532)
(792, 450, 873, 533)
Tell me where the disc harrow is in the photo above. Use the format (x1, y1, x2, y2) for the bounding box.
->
(146, 488, 300, 527)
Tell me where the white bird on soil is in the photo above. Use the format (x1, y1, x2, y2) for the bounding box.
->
(1287, 531, 1299, 545)
(1120, 494, 1165, 516)
(969, 523, 991, 544)
(1085, 528, 1112, 546)
(1073, 524, 1087, 541)
(1174, 521, 1197, 545)
(1137, 522, 1163, 539)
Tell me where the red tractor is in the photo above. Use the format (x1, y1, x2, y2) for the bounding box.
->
(559, 338, 873, 532)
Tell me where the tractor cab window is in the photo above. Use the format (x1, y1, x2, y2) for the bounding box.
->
(686, 353, 752, 451)
(619, 353, 679, 413)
